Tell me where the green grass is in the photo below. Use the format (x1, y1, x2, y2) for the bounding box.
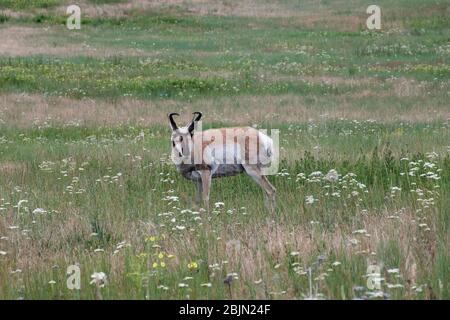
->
(0, 122, 448, 299)
(0, 0, 61, 10)
(1, 5, 448, 99)
(0, 56, 353, 99)
(0, 0, 449, 300)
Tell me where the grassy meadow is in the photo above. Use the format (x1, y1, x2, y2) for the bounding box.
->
(0, 0, 449, 299)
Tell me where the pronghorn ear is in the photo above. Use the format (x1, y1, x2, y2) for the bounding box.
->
(168, 112, 179, 131)
(188, 112, 202, 135)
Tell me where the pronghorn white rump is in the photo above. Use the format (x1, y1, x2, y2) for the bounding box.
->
(168, 112, 277, 213)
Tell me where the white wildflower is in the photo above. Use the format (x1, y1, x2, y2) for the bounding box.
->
(324, 169, 339, 182)
(90, 272, 107, 287)
(305, 195, 316, 205)
(32, 208, 47, 215)
(387, 283, 404, 289)
(387, 268, 400, 274)
(200, 283, 212, 287)
(214, 202, 225, 208)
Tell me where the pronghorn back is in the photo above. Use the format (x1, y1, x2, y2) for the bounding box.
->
(191, 127, 273, 168)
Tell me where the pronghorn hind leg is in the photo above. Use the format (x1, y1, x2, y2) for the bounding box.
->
(199, 170, 212, 212)
(261, 175, 276, 211)
(243, 164, 276, 214)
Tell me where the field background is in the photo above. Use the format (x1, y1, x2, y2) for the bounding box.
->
(0, 0, 449, 299)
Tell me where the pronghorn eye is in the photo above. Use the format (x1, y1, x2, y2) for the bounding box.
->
(180, 136, 183, 142)
(172, 141, 175, 147)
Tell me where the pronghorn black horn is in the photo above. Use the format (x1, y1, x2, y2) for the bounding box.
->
(192, 112, 202, 121)
(188, 112, 202, 133)
(168, 112, 179, 131)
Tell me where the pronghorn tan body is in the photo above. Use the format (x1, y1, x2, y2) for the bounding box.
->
(168, 112, 276, 213)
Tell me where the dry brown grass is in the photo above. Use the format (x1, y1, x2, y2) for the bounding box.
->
(388, 77, 426, 98)
(25, 0, 365, 31)
(158, 208, 438, 298)
(269, 75, 378, 87)
(0, 161, 27, 175)
(1, 93, 449, 128)
(0, 26, 165, 57)
(53, 0, 306, 18)
(3, 204, 433, 299)
(350, 77, 428, 100)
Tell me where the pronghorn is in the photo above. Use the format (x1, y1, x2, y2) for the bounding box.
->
(168, 112, 276, 213)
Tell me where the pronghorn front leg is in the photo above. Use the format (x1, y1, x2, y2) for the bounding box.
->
(199, 170, 212, 211)
(195, 179, 203, 206)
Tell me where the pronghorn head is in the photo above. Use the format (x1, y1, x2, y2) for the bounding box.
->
(168, 112, 202, 160)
